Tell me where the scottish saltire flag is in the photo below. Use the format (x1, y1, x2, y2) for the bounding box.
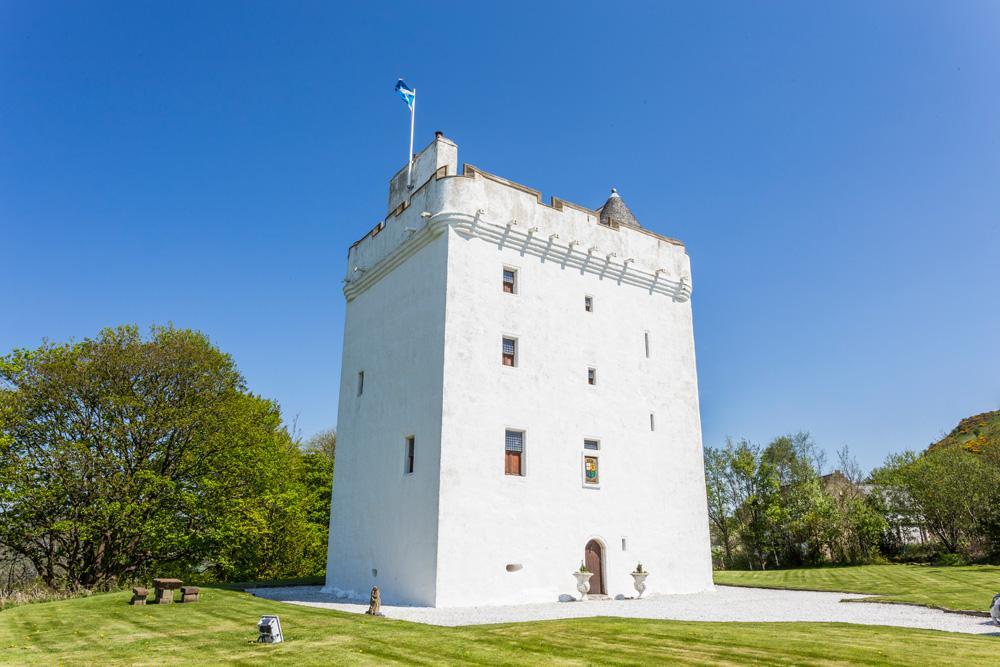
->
(395, 79, 415, 110)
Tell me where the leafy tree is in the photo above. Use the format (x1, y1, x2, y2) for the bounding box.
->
(300, 429, 336, 537)
(868, 451, 923, 553)
(305, 429, 336, 466)
(762, 433, 826, 566)
(0, 325, 326, 589)
(705, 434, 890, 568)
(704, 445, 736, 568)
(978, 439, 1000, 557)
(725, 438, 783, 569)
(874, 446, 994, 556)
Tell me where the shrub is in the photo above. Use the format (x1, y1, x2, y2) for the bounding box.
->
(934, 552, 968, 567)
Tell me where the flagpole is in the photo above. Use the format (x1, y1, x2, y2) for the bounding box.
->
(406, 88, 416, 190)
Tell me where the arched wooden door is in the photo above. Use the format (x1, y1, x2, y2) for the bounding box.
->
(585, 540, 605, 595)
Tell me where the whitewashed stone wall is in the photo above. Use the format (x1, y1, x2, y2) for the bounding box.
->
(325, 136, 713, 607)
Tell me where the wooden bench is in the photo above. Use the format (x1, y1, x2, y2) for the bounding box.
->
(180, 586, 200, 603)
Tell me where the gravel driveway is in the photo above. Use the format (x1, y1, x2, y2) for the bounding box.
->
(246, 585, 999, 635)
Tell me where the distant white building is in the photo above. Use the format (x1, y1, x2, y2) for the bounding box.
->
(324, 134, 713, 607)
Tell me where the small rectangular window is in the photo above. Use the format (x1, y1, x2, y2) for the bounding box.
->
(502, 268, 517, 294)
(502, 337, 517, 367)
(644, 331, 650, 358)
(622, 537, 628, 551)
(584, 439, 600, 450)
(357, 371, 365, 396)
(650, 413, 655, 431)
(587, 367, 597, 385)
(404, 436, 415, 474)
(505, 429, 524, 476)
(584, 295, 593, 312)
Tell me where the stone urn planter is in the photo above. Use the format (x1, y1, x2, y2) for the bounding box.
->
(573, 568, 592, 601)
(630, 565, 649, 598)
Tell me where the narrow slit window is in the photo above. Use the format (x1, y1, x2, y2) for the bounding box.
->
(584, 439, 600, 451)
(505, 429, 524, 476)
(357, 371, 365, 396)
(587, 367, 597, 385)
(502, 337, 517, 367)
(650, 413, 655, 431)
(404, 436, 415, 474)
(502, 268, 517, 294)
(644, 331, 650, 358)
(584, 295, 593, 312)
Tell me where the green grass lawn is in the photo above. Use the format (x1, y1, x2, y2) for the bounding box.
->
(1, 586, 997, 666)
(714, 564, 1000, 612)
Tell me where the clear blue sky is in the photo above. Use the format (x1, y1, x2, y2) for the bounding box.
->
(3, 2, 998, 471)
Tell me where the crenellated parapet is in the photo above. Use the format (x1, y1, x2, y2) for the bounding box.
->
(345, 134, 692, 302)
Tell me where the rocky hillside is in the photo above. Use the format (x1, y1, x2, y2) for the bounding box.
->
(928, 410, 1000, 454)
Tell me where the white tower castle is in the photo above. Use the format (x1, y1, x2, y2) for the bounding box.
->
(324, 134, 713, 607)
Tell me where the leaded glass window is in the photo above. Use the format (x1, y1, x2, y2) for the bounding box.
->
(502, 337, 517, 366)
(505, 430, 523, 452)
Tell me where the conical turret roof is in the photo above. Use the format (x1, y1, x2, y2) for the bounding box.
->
(598, 188, 640, 228)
